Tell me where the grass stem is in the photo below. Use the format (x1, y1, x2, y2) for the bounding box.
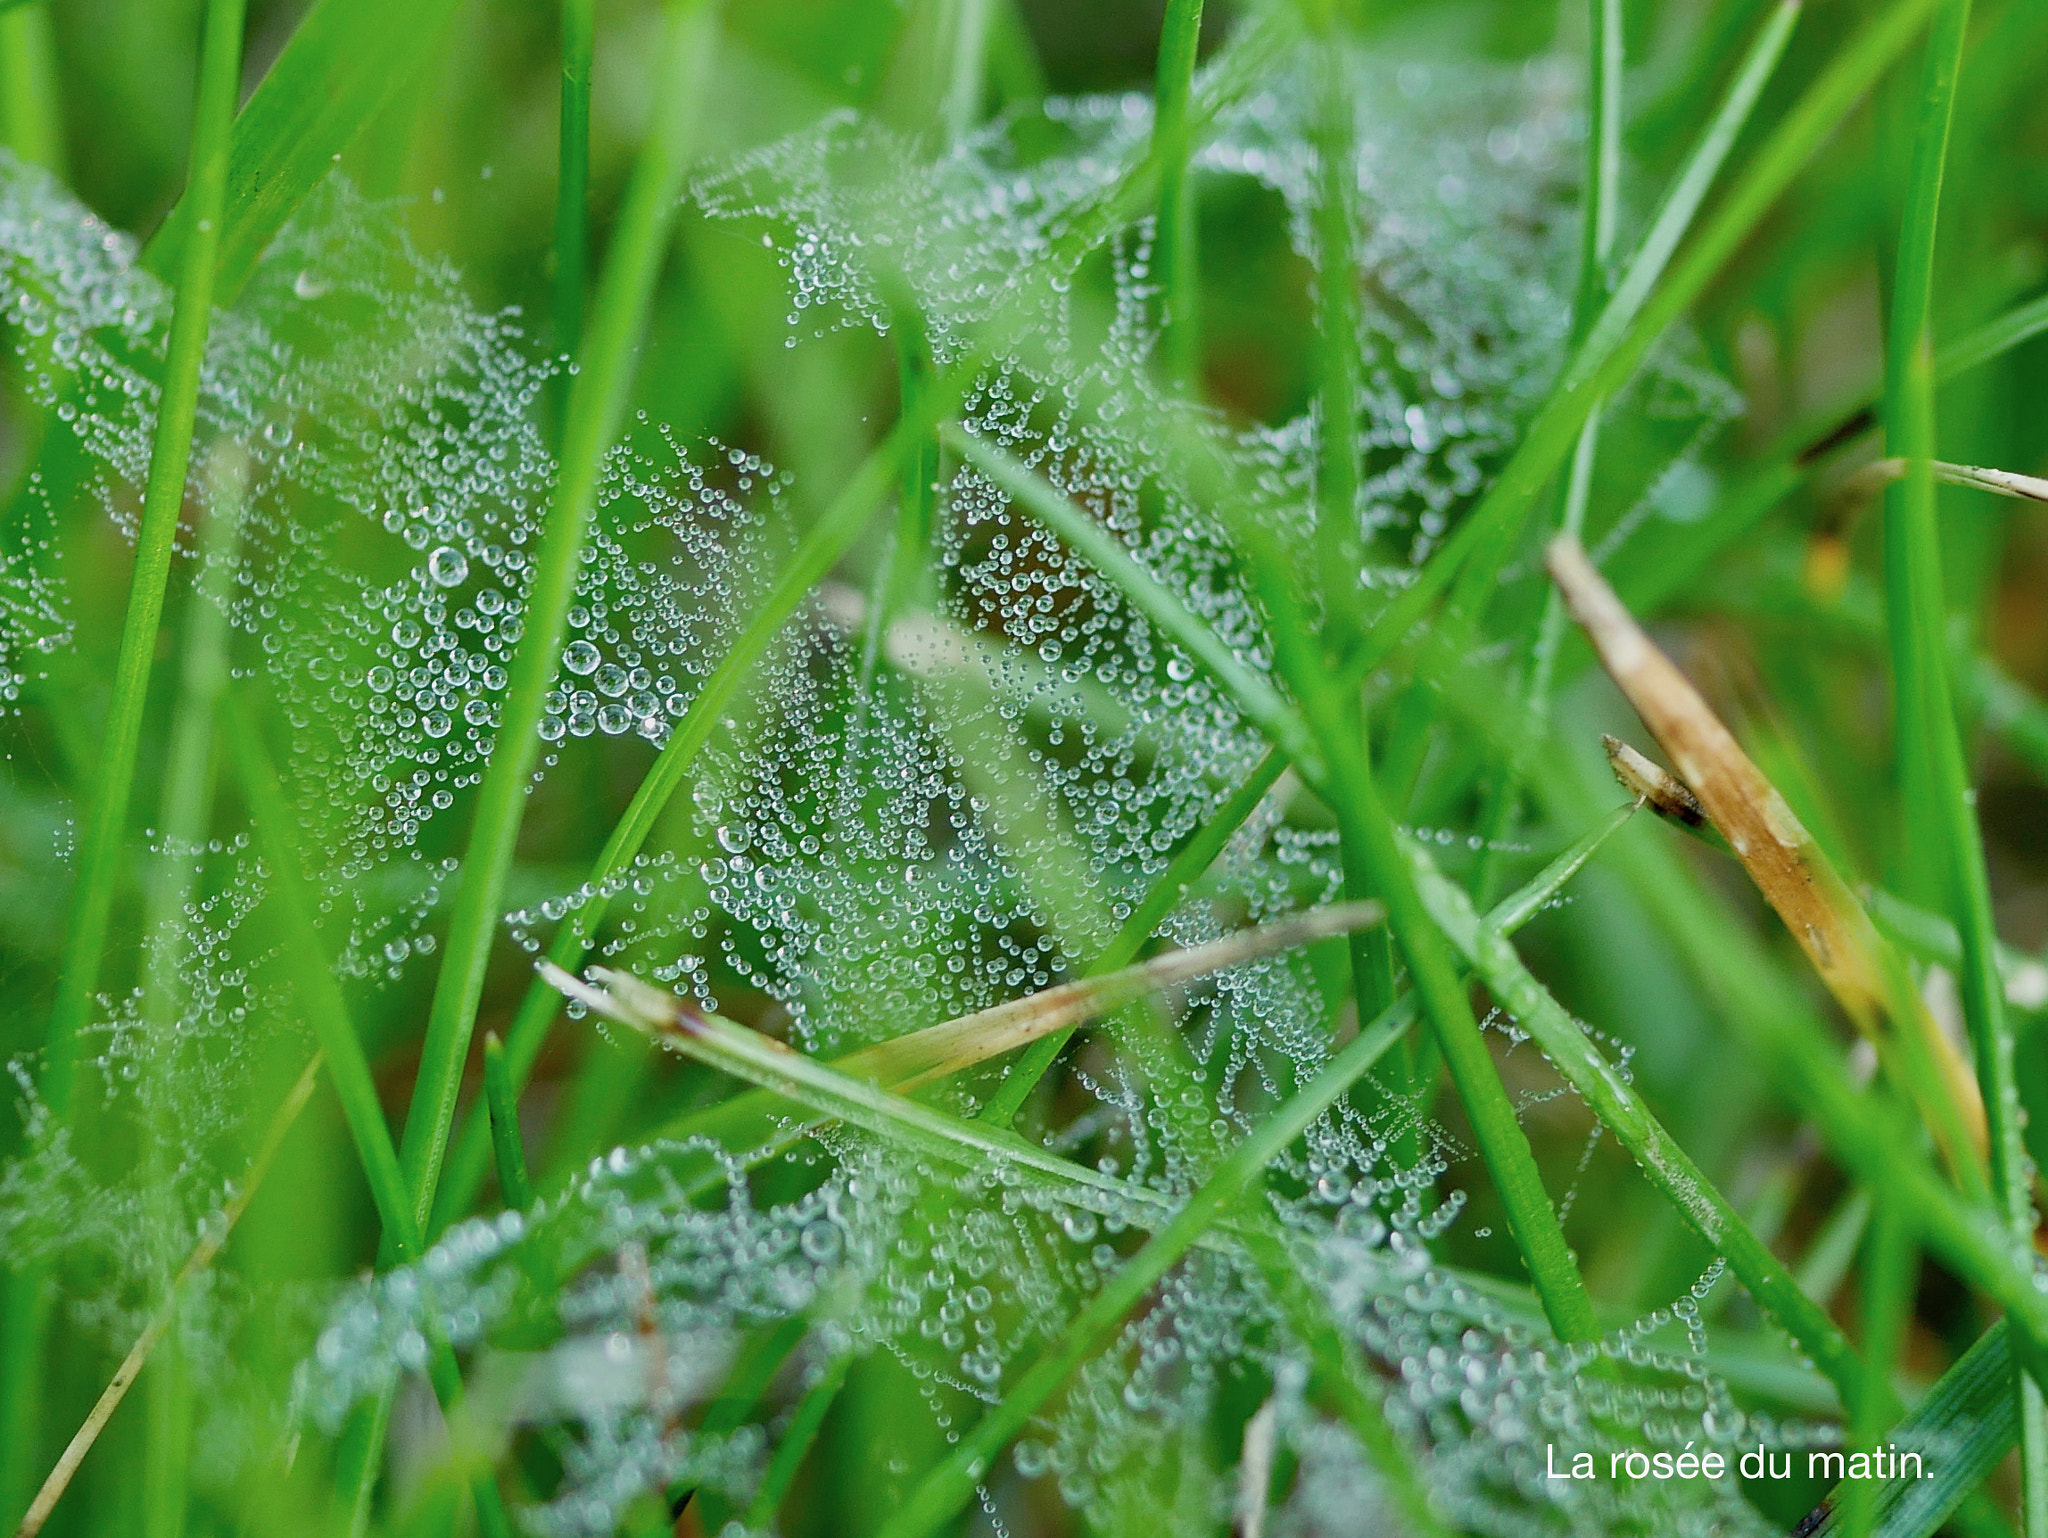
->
(395, 0, 721, 1241)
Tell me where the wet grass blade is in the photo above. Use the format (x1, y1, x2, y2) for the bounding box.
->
(481, 1033, 533, 1212)
(554, 0, 594, 364)
(2, 2, 244, 1516)
(869, 1000, 1441, 1538)
(1404, 833, 1866, 1399)
(396, 0, 722, 1239)
(1813, 1319, 2018, 1538)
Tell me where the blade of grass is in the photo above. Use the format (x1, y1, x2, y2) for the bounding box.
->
(224, 693, 512, 1538)
(2, 1, 244, 1518)
(1814, 1318, 2019, 1538)
(554, 0, 594, 365)
(1245, 541, 1603, 1345)
(1299, 0, 1399, 1046)
(481, 1033, 533, 1212)
(1403, 832, 1866, 1398)
(1151, 0, 1205, 386)
(950, 426, 1600, 1341)
(869, 998, 1442, 1538)
(1843, 1198, 1916, 1538)
(41, 0, 243, 1178)
(11, 1054, 323, 1538)
(1879, 0, 2045, 1523)
(142, 0, 465, 302)
(1467, 0, 1623, 899)
(1308, 0, 1362, 658)
(395, 0, 722, 1240)
(1543, 750, 2048, 1379)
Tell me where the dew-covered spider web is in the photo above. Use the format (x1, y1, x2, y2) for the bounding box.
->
(0, 22, 1868, 1537)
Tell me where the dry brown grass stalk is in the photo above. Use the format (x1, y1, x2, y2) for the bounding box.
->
(1549, 537, 1987, 1171)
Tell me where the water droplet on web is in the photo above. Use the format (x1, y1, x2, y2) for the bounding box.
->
(427, 545, 469, 587)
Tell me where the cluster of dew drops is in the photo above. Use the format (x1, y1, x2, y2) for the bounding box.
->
(0, 27, 1798, 1536)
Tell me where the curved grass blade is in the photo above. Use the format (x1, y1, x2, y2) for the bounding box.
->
(143, 0, 462, 302)
(395, 0, 722, 1240)
(1879, 0, 2046, 1519)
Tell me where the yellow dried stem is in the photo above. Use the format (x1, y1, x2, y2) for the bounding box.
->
(1549, 538, 1987, 1167)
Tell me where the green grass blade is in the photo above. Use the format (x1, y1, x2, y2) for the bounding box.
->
(43, 0, 243, 1134)
(554, 0, 594, 365)
(143, 0, 463, 301)
(1467, 0, 1624, 897)
(1879, 0, 2046, 1527)
(2, 6, 243, 1515)
(1151, 0, 1205, 384)
(481, 1033, 533, 1211)
(1403, 836, 1865, 1396)
(1338, 0, 1802, 695)
(395, 0, 722, 1239)
(1254, 566, 1600, 1344)
(869, 1001, 1434, 1538)
(137, 444, 247, 1538)
(1308, 1, 1362, 655)
(0, 0, 63, 175)
(1814, 1319, 2018, 1538)
(1577, 771, 2048, 1362)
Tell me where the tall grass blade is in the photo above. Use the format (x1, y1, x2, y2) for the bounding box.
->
(395, 0, 722, 1239)
(1151, 0, 1205, 384)
(554, 0, 594, 366)
(1878, 0, 2045, 1523)
(2, 1, 244, 1517)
